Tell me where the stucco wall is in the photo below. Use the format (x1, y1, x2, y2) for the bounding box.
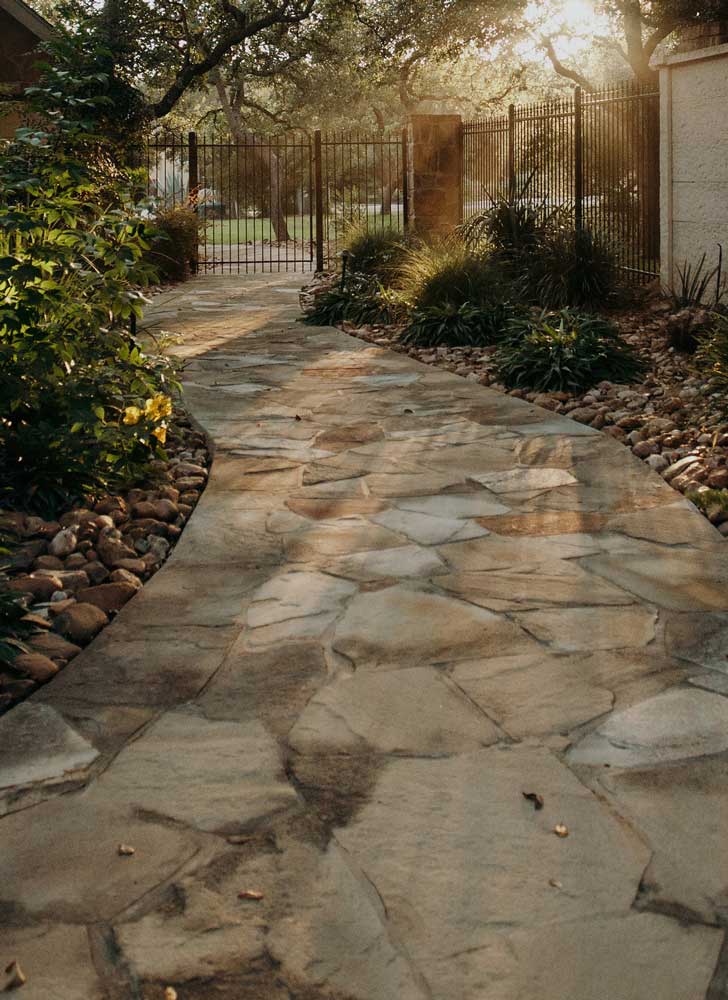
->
(660, 43, 728, 294)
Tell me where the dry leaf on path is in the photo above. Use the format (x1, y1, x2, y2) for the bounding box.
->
(522, 791, 544, 811)
(117, 844, 136, 856)
(238, 890, 264, 901)
(554, 823, 569, 838)
(4, 959, 27, 990)
(163, 988, 178, 1000)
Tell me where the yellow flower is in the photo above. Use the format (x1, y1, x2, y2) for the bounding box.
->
(123, 406, 142, 426)
(152, 424, 167, 445)
(144, 394, 173, 422)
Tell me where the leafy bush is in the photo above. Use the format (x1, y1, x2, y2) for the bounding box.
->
(149, 205, 201, 282)
(302, 274, 406, 327)
(397, 242, 509, 311)
(400, 301, 516, 348)
(695, 313, 728, 392)
(0, 52, 180, 514)
(667, 254, 724, 309)
(0, 535, 35, 666)
(493, 310, 644, 393)
(522, 227, 620, 309)
(342, 223, 411, 283)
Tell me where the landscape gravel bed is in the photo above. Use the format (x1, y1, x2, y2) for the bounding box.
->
(0, 415, 210, 713)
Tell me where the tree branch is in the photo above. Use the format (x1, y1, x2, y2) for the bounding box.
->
(541, 36, 595, 92)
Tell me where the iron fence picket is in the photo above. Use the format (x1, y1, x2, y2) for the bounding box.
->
(462, 80, 660, 280)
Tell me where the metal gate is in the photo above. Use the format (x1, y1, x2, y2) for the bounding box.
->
(141, 129, 408, 274)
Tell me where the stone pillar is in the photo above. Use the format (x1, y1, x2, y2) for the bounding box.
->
(408, 114, 463, 238)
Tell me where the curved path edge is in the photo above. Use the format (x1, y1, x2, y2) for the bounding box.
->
(1, 272, 727, 999)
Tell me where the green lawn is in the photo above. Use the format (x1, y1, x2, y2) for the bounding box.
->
(204, 213, 399, 245)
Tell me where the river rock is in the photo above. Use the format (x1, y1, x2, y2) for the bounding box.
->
(12, 653, 59, 683)
(76, 583, 138, 614)
(53, 603, 108, 645)
(49, 529, 77, 558)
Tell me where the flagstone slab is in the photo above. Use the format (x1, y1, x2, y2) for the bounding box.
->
(97, 709, 297, 834)
(336, 747, 649, 979)
(515, 604, 657, 652)
(430, 914, 720, 1000)
(0, 787, 203, 922)
(395, 493, 511, 519)
(472, 467, 579, 493)
(0, 703, 99, 804)
(1, 924, 106, 1000)
(326, 544, 447, 581)
(582, 548, 728, 611)
(438, 564, 634, 612)
(371, 508, 489, 545)
(598, 756, 728, 922)
(568, 687, 728, 768)
(290, 666, 500, 753)
(332, 584, 537, 668)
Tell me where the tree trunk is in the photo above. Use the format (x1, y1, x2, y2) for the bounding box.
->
(211, 70, 292, 242)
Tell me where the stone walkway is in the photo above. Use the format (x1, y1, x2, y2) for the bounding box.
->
(2, 272, 728, 999)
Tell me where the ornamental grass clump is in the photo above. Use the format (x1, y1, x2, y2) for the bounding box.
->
(493, 309, 644, 393)
(342, 222, 412, 284)
(396, 241, 508, 311)
(695, 313, 728, 396)
(0, 50, 180, 515)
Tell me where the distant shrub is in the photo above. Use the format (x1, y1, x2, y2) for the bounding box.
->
(343, 223, 411, 283)
(523, 227, 620, 310)
(400, 301, 516, 348)
(397, 242, 509, 311)
(493, 309, 644, 393)
(149, 205, 201, 282)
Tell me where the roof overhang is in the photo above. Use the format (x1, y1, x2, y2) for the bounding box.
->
(0, 0, 53, 41)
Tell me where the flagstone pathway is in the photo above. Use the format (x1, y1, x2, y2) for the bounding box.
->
(2, 272, 728, 999)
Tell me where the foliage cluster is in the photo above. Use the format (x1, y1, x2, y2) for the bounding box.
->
(695, 313, 728, 394)
(0, 56, 179, 515)
(149, 206, 201, 283)
(343, 224, 413, 283)
(302, 204, 639, 389)
(302, 274, 406, 327)
(0, 537, 34, 666)
(492, 310, 644, 392)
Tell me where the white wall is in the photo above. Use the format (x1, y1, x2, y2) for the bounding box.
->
(660, 43, 728, 294)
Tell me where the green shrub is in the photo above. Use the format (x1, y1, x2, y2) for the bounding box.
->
(400, 301, 516, 348)
(0, 54, 180, 515)
(397, 242, 509, 311)
(493, 309, 644, 393)
(342, 222, 411, 283)
(149, 205, 201, 282)
(695, 313, 728, 392)
(523, 227, 619, 309)
(302, 274, 406, 327)
(0, 536, 34, 666)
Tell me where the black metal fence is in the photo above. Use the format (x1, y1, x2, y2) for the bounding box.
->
(462, 81, 660, 279)
(139, 129, 408, 274)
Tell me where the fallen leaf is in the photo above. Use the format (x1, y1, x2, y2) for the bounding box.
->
(522, 791, 544, 811)
(404, 408, 414, 414)
(548, 878, 563, 889)
(238, 889, 264, 901)
(117, 844, 136, 856)
(226, 835, 248, 845)
(4, 960, 26, 989)
(554, 823, 569, 838)
(295, 414, 302, 421)
(164, 988, 178, 1000)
